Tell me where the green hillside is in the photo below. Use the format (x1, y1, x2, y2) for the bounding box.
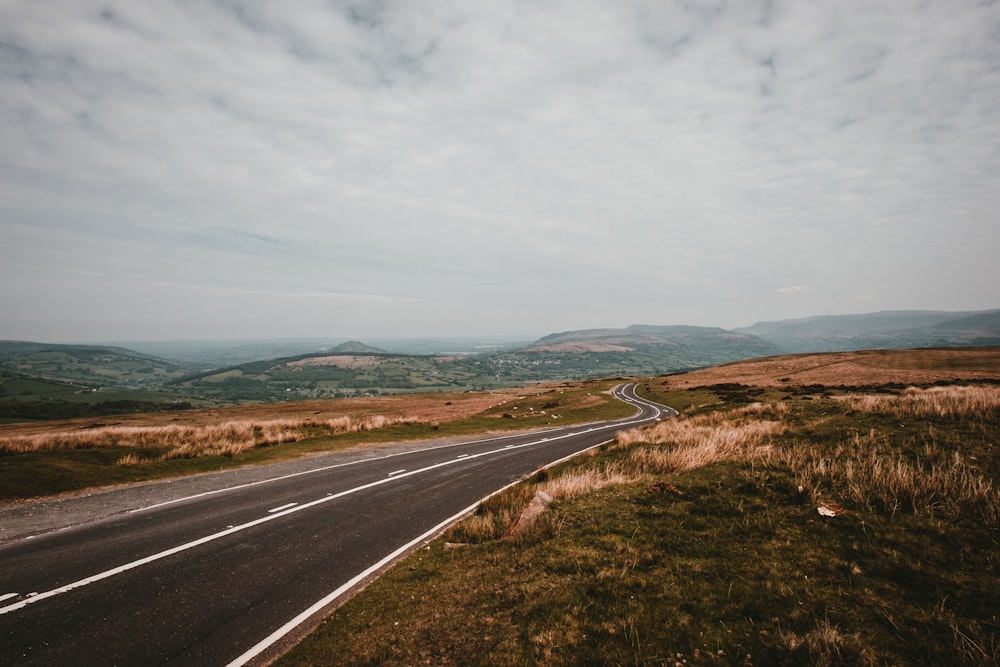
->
(0, 341, 191, 388)
(0, 369, 194, 422)
(736, 309, 1000, 352)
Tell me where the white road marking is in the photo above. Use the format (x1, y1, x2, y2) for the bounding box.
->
(387, 469, 406, 476)
(456, 454, 469, 458)
(268, 503, 298, 513)
(1, 384, 675, 619)
(128, 427, 569, 514)
(225, 497, 487, 667)
(0, 594, 17, 603)
(224, 401, 669, 667)
(3, 431, 602, 617)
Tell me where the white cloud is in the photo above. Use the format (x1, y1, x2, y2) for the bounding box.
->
(1, 0, 998, 340)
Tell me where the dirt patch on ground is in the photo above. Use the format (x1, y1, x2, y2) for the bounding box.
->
(660, 348, 1000, 388)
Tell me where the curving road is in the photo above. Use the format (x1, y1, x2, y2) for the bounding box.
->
(0, 384, 675, 666)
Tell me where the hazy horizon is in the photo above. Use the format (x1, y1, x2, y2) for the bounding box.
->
(3, 1, 999, 342)
(3, 306, 997, 347)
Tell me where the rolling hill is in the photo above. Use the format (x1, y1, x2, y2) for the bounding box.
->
(0, 341, 191, 388)
(0, 342, 199, 421)
(4, 307, 997, 418)
(735, 308, 1000, 352)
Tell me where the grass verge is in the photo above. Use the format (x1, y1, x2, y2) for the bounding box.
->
(277, 383, 1000, 666)
(0, 381, 631, 501)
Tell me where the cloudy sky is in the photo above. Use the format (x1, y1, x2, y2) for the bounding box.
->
(1, 1, 998, 342)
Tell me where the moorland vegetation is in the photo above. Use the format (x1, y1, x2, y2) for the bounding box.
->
(278, 355, 1000, 666)
(3, 346, 999, 663)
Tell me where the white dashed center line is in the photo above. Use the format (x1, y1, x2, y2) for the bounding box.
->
(268, 503, 298, 514)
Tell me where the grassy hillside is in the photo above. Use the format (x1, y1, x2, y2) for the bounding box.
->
(526, 324, 779, 368)
(736, 309, 1000, 352)
(0, 341, 191, 388)
(7, 327, 998, 421)
(169, 351, 501, 401)
(0, 328, 783, 418)
(0, 370, 197, 423)
(661, 347, 1000, 389)
(168, 336, 750, 403)
(277, 349, 1000, 666)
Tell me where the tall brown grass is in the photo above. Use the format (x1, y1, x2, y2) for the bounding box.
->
(613, 395, 999, 526)
(835, 385, 1000, 420)
(442, 384, 1000, 567)
(780, 431, 998, 526)
(541, 462, 644, 501)
(447, 464, 649, 544)
(0, 415, 424, 463)
(616, 402, 788, 474)
(445, 485, 537, 543)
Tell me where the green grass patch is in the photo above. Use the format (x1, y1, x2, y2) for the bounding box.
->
(277, 385, 1000, 666)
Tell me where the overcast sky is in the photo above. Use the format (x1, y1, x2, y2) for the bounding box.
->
(2, 1, 998, 343)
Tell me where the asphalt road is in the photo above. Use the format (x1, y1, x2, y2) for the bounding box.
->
(0, 384, 675, 666)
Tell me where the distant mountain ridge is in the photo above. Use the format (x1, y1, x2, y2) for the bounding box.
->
(0, 340, 159, 360)
(0, 340, 187, 387)
(735, 309, 1000, 353)
(527, 324, 775, 357)
(3, 308, 998, 415)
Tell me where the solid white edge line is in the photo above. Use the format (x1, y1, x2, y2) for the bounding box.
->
(226, 380, 683, 665)
(225, 434, 620, 667)
(129, 420, 592, 514)
(134, 382, 647, 515)
(0, 419, 632, 617)
(1, 385, 673, 621)
(0, 593, 17, 603)
(224, 501, 479, 667)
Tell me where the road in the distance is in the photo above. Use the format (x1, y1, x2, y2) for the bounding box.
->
(0, 384, 675, 666)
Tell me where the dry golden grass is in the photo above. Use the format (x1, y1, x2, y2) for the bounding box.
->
(445, 485, 538, 543)
(541, 462, 644, 501)
(660, 347, 1000, 388)
(834, 384, 1000, 419)
(613, 393, 999, 526)
(0, 386, 545, 442)
(616, 402, 788, 474)
(781, 430, 999, 526)
(779, 620, 872, 667)
(0, 415, 426, 463)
